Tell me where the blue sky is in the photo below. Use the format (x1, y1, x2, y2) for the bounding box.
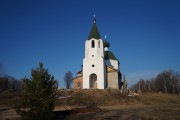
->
(0, 0, 180, 87)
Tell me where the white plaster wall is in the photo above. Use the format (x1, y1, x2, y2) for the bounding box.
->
(83, 38, 105, 89)
(97, 40, 104, 58)
(83, 57, 105, 89)
(105, 59, 119, 70)
(87, 39, 104, 59)
(85, 40, 89, 58)
(96, 56, 105, 89)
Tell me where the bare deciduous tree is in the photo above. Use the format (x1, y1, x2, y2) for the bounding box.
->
(131, 70, 180, 94)
(64, 71, 73, 89)
(0, 63, 5, 76)
(122, 75, 127, 95)
(0, 77, 9, 92)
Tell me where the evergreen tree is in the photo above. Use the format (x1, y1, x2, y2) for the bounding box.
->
(16, 63, 58, 120)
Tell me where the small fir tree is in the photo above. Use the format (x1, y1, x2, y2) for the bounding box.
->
(16, 63, 58, 120)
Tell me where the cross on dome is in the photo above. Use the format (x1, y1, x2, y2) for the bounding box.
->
(105, 35, 107, 40)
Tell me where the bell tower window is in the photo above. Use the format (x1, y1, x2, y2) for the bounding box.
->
(92, 40, 95, 48)
(98, 40, 100, 48)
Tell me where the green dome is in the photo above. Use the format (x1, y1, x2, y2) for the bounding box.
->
(104, 40, 110, 48)
(105, 51, 117, 60)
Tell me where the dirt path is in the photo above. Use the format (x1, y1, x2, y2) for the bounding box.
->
(0, 109, 20, 120)
(64, 104, 180, 120)
(1, 104, 180, 120)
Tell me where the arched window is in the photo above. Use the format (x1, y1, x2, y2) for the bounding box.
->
(91, 40, 95, 48)
(89, 74, 97, 88)
(98, 40, 100, 48)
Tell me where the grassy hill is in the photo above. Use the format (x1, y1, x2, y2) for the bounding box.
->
(0, 90, 21, 108)
(1, 89, 180, 120)
(57, 89, 180, 106)
(1, 89, 180, 107)
(56, 89, 180, 120)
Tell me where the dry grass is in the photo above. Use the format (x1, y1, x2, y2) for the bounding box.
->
(65, 104, 180, 120)
(57, 89, 180, 120)
(64, 89, 180, 106)
(1, 89, 180, 120)
(65, 89, 130, 106)
(138, 93, 180, 105)
(0, 90, 21, 108)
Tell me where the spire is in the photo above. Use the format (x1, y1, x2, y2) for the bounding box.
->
(93, 14, 96, 23)
(88, 15, 101, 40)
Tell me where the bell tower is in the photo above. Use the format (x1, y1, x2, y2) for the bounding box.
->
(83, 16, 105, 89)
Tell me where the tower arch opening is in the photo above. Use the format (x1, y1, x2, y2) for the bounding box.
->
(89, 73, 97, 88)
(91, 40, 95, 48)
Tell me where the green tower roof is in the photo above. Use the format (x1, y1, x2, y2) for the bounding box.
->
(88, 18, 101, 40)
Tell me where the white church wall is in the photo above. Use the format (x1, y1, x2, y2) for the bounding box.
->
(97, 40, 104, 58)
(85, 40, 89, 58)
(96, 56, 105, 89)
(105, 59, 119, 70)
(83, 38, 105, 89)
(83, 57, 105, 89)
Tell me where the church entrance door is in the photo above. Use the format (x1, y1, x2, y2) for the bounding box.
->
(89, 74, 97, 88)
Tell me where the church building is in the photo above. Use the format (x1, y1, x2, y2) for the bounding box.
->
(73, 17, 122, 89)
